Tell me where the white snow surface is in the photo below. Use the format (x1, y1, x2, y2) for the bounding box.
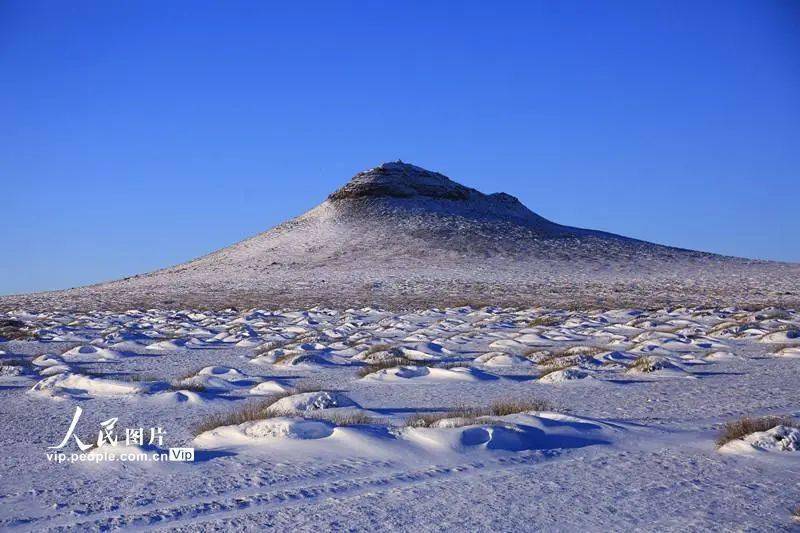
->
(0, 304, 799, 531)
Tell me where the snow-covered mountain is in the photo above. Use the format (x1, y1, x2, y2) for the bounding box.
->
(3, 161, 798, 310)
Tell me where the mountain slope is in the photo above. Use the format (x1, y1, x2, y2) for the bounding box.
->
(3, 161, 798, 310)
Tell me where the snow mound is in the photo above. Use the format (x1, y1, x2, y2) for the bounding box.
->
(626, 356, 689, 376)
(403, 412, 616, 453)
(361, 365, 499, 383)
(173, 366, 260, 391)
(151, 390, 208, 404)
(195, 417, 334, 446)
(39, 364, 71, 376)
(32, 353, 65, 367)
(704, 350, 739, 361)
(719, 425, 800, 454)
(773, 346, 800, 358)
(759, 330, 800, 344)
(475, 352, 533, 367)
(196, 366, 248, 381)
(593, 350, 637, 365)
(268, 391, 357, 413)
(194, 412, 620, 458)
(487, 339, 527, 353)
(538, 368, 593, 383)
(235, 338, 263, 348)
(61, 345, 124, 362)
(30, 372, 148, 398)
(145, 339, 189, 351)
(274, 352, 354, 368)
(249, 380, 293, 395)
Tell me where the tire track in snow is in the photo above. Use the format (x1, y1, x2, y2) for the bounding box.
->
(38, 450, 567, 532)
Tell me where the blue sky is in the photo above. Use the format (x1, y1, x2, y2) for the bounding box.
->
(2, 1, 799, 295)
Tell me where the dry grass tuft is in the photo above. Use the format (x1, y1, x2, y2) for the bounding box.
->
(272, 351, 299, 366)
(253, 340, 286, 355)
(627, 356, 665, 373)
(363, 344, 392, 355)
(192, 389, 382, 434)
(306, 411, 379, 426)
(563, 345, 603, 356)
(356, 357, 410, 377)
(174, 367, 205, 382)
(526, 316, 562, 327)
(489, 398, 553, 416)
(170, 381, 207, 393)
(716, 416, 800, 447)
(356, 358, 470, 377)
(405, 398, 553, 428)
(192, 395, 292, 435)
(537, 362, 576, 379)
(0, 319, 37, 340)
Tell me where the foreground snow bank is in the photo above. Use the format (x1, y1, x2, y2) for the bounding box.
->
(194, 411, 621, 461)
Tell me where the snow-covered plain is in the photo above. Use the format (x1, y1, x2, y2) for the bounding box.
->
(1, 305, 799, 531)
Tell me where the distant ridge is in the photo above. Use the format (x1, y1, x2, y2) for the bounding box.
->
(2, 161, 798, 310)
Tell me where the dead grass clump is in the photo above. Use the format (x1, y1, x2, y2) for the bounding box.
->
(193, 390, 382, 434)
(363, 344, 392, 356)
(192, 396, 286, 435)
(170, 381, 208, 393)
(627, 356, 652, 372)
(527, 316, 562, 327)
(716, 416, 800, 447)
(272, 350, 305, 366)
(563, 345, 603, 356)
(356, 357, 467, 377)
(306, 411, 378, 426)
(434, 361, 472, 370)
(488, 398, 553, 416)
(708, 321, 739, 334)
(405, 405, 482, 428)
(537, 362, 576, 379)
(523, 349, 552, 362)
(356, 357, 410, 378)
(405, 398, 553, 428)
(174, 367, 205, 382)
(253, 340, 286, 355)
(287, 331, 315, 346)
(771, 343, 800, 354)
(0, 320, 37, 341)
(359, 344, 405, 363)
(626, 356, 666, 373)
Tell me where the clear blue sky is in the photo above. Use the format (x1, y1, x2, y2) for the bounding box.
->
(2, 1, 799, 295)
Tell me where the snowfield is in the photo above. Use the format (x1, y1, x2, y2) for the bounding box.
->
(1, 305, 799, 531)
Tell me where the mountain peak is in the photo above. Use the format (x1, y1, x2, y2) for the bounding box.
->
(328, 161, 476, 201)
(4, 159, 798, 312)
